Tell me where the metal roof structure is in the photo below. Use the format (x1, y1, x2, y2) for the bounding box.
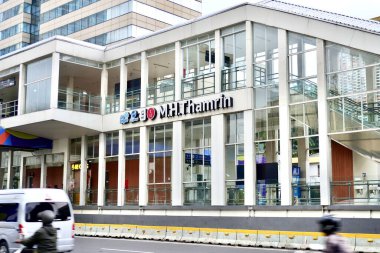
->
(256, 0, 380, 35)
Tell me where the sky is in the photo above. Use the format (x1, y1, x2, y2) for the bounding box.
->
(202, 0, 380, 20)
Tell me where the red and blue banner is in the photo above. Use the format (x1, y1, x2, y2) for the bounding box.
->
(0, 127, 52, 149)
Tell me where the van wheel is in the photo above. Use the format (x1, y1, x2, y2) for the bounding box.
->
(0, 241, 9, 253)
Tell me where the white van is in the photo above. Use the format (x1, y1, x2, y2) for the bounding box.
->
(0, 188, 75, 253)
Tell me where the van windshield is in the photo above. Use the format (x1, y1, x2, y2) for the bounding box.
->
(0, 203, 18, 222)
(25, 202, 72, 222)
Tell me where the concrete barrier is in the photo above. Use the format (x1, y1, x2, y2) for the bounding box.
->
(235, 229, 257, 246)
(278, 231, 305, 249)
(94, 224, 110, 237)
(181, 227, 200, 243)
(74, 223, 86, 236)
(303, 232, 325, 250)
(256, 230, 280, 248)
(216, 228, 237, 245)
(198, 228, 218, 244)
(120, 224, 137, 238)
(108, 224, 123, 238)
(135, 225, 166, 240)
(83, 224, 97, 236)
(354, 234, 380, 253)
(165, 226, 183, 241)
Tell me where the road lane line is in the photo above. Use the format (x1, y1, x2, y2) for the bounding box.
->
(101, 248, 154, 253)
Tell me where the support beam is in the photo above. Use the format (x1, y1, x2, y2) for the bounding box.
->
(18, 64, 26, 115)
(120, 58, 127, 111)
(101, 65, 108, 115)
(50, 53, 60, 109)
(317, 39, 332, 206)
(214, 29, 222, 94)
(172, 121, 184, 206)
(79, 136, 88, 206)
(278, 29, 292, 206)
(118, 129, 126, 206)
(141, 52, 148, 108)
(175, 41, 182, 101)
(244, 110, 256, 205)
(139, 126, 148, 206)
(97, 133, 106, 206)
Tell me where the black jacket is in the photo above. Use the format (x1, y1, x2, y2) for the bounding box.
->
(20, 224, 57, 253)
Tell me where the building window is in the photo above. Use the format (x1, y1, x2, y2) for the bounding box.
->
(183, 118, 211, 205)
(182, 33, 215, 99)
(148, 124, 172, 205)
(221, 23, 246, 91)
(106, 131, 119, 157)
(288, 32, 319, 206)
(25, 57, 52, 113)
(253, 24, 280, 205)
(125, 129, 140, 205)
(70, 138, 81, 162)
(225, 113, 244, 205)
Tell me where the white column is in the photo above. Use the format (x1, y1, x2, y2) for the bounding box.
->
(175, 41, 182, 101)
(97, 133, 106, 206)
(140, 52, 148, 108)
(50, 52, 60, 109)
(120, 58, 127, 111)
(62, 139, 70, 192)
(66, 77, 74, 110)
(317, 39, 332, 206)
(244, 110, 256, 205)
(211, 114, 226, 205)
(6, 151, 12, 189)
(214, 29, 222, 94)
(19, 154, 25, 189)
(79, 136, 88, 206)
(40, 155, 46, 188)
(18, 64, 26, 115)
(101, 64, 108, 115)
(172, 121, 184, 205)
(118, 129, 126, 206)
(139, 126, 148, 206)
(278, 29, 292, 206)
(245, 21, 253, 88)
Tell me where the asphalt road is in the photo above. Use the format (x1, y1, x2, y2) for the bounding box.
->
(72, 236, 299, 253)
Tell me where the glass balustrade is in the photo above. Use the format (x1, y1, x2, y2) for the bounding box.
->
(331, 180, 380, 205)
(147, 76, 175, 105)
(58, 89, 101, 114)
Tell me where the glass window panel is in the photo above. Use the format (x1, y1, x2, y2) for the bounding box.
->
(237, 113, 244, 143)
(26, 57, 52, 84)
(204, 118, 211, 146)
(165, 125, 173, 151)
(165, 151, 172, 182)
(148, 153, 154, 183)
(225, 145, 236, 180)
(148, 127, 155, 152)
(253, 24, 266, 62)
(363, 91, 380, 129)
(199, 42, 210, 73)
(154, 153, 165, 183)
(328, 98, 343, 133)
(343, 95, 362, 132)
(289, 50, 317, 79)
(204, 148, 211, 181)
(290, 104, 304, 137)
(235, 31, 246, 64)
(133, 131, 140, 154)
(288, 33, 316, 54)
(255, 109, 267, 140)
(268, 107, 279, 140)
(192, 120, 203, 147)
(326, 42, 380, 73)
(305, 102, 319, 135)
(226, 113, 237, 144)
(155, 125, 165, 152)
(223, 35, 234, 68)
(185, 121, 192, 148)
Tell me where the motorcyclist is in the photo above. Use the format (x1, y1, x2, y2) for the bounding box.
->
(16, 210, 57, 253)
(318, 215, 352, 253)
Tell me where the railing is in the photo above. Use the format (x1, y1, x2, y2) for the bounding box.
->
(182, 72, 215, 99)
(226, 185, 244, 205)
(125, 89, 141, 110)
(289, 78, 318, 100)
(147, 77, 175, 105)
(256, 183, 281, 205)
(105, 95, 120, 114)
(292, 183, 320, 205)
(58, 89, 101, 114)
(184, 182, 211, 205)
(125, 187, 139, 205)
(85, 189, 98, 205)
(222, 65, 246, 91)
(331, 180, 380, 205)
(148, 183, 171, 205)
(105, 189, 118, 206)
(68, 189, 80, 205)
(0, 100, 18, 118)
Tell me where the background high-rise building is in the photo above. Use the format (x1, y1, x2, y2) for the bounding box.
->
(0, 0, 202, 56)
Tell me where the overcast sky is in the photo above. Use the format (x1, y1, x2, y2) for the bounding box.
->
(202, 0, 380, 19)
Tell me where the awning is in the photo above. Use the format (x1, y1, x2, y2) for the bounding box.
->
(0, 127, 52, 149)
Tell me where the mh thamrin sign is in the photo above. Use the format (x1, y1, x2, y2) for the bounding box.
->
(120, 94, 233, 125)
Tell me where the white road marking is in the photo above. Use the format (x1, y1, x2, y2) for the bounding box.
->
(101, 248, 154, 253)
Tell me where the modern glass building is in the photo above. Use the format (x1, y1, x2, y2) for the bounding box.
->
(0, 1, 380, 232)
(0, 0, 201, 56)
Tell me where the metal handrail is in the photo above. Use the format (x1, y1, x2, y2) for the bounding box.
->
(226, 185, 244, 205)
(256, 183, 281, 206)
(147, 77, 175, 105)
(292, 183, 320, 205)
(0, 99, 18, 118)
(105, 95, 120, 114)
(68, 189, 80, 206)
(222, 65, 246, 91)
(182, 72, 215, 99)
(58, 88, 101, 114)
(85, 189, 98, 205)
(125, 89, 141, 110)
(184, 182, 211, 205)
(125, 187, 139, 205)
(147, 183, 171, 205)
(331, 180, 380, 205)
(104, 188, 118, 206)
